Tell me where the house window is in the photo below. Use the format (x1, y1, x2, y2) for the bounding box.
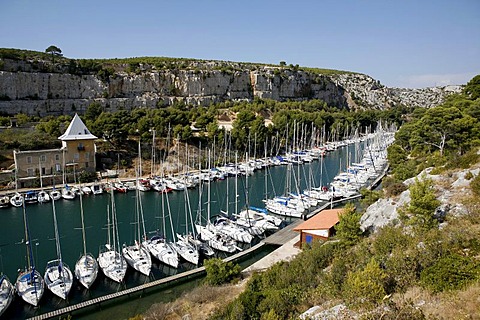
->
(27, 168, 34, 176)
(85, 162, 89, 168)
(85, 152, 90, 160)
(40, 155, 46, 162)
(74, 153, 79, 161)
(27, 156, 32, 164)
(55, 154, 60, 161)
(55, 163, 61, 172)
(78, 143, 85, 151)
(41, 167, 46, 175)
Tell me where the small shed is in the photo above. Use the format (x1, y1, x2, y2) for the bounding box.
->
(293, 208, 343, 247)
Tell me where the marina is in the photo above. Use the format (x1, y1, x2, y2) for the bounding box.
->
(0, 131, 392, 318)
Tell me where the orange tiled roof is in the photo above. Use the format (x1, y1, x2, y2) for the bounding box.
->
(293, 209, 343, 231)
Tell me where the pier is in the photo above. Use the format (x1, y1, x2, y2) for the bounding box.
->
(28, 241, 266, 320)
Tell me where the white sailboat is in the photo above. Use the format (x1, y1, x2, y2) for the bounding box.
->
(195, 150, 239, 253)
(142, 173, 179, 268)
(37, 159, 51, 203)
(0, 195, 10, 208)
(122, 168, 152, 276)
(98, 189, 127, 283)
(10, 166, 23, 207)
(44, 198, 73, 300)
(74, 192, 98, 289)
(16, 199, 44, 306)
(0, 275, 14, 316)
(171, 181, 199, 264)
(61, 185, 76, 200)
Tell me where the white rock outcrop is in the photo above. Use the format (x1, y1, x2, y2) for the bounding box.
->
(361, 166, 479, 233)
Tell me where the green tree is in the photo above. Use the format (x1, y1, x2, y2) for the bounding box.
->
(464, 74, 480, 100)
(335, 204, 363, 246)
(45, 45, 62, 63)
(402, 176, 440, 230)
(84, 102, 103, 122)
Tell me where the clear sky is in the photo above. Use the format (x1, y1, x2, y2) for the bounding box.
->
(1, 0, 479, 88)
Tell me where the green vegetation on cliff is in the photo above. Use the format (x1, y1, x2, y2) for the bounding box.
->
(0, 47, 355, 76)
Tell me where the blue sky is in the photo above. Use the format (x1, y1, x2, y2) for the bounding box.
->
(1, 0, 479, 88)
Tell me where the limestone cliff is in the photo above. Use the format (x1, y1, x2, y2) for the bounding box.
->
(0, 57, 462, 116)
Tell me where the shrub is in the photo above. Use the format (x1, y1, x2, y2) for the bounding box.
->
(360, 188, 381, 207)
(465, 171, 474, 180)
(204, 258, 241, 286)
(343, 258, 387, 309)
(470, 173, 480, 196)
(420, 253, 480, 293)
(382, 176, 407, 197)
(447, 149, 480, 169)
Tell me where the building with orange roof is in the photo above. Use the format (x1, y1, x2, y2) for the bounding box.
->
(293, 208, 343, 247)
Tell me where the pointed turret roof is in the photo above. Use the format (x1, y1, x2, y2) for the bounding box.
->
(58, 114, 97, 141)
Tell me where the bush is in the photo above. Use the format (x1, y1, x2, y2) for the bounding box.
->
(360, 188, 382, 207)
(420, 253, 480, 293)
(343, 258, 387, 309)
(77, 170, 97, 183)
(204, 258, 241, 285)
(382, 176, 407, 197)
(465, 171, 474, 180)
(470, 173, 480, 196)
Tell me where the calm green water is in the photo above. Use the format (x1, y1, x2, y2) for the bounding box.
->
(0, 143, 361, 319)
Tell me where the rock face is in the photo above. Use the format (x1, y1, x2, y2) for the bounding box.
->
(360, 167, 479, 233)
(0, 58, 462, 116)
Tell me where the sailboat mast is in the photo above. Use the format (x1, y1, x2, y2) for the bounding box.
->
(21, 199, 31, 270)
(207, 149, 211, 222)
(151, 128, 156, 177)
(234, 152, 238, 216)
(51, 198, 63, 264)
(79, 192, 87, 257)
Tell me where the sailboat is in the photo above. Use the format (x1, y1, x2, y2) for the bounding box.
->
(0, 195, 10, 208)
(122, 166, 152, 276)
(171, 179, 199, 264)
(74, 192, 98, 289)
(195, 150, 238, 253)
(97, 189, 127, 283)
(16, 199, 44, 306)
(37, 160, 51, 203)
(10, 167, 23, 207)
(0, 274, 14, 316)
(142, 171, 179, 268)
(44, 198, 73, 300)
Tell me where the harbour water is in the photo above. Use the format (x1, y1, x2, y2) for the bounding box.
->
(0, 143, 362, 318)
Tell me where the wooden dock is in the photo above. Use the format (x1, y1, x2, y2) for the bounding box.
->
(263, 220, 303, 245)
